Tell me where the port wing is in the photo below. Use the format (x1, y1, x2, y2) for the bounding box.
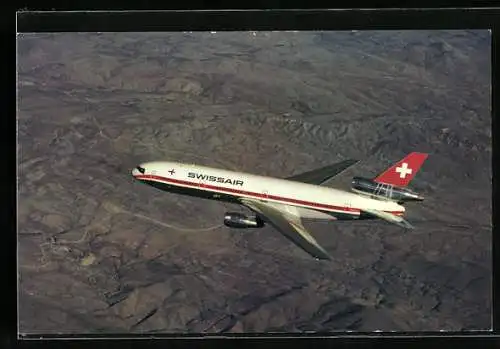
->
(361, 207, 414, 229)
(240, 198, 332, 260)
(286, 159, 359, 186)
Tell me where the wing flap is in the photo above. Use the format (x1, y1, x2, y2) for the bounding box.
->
(286, 159, 359, 186)
(361, 207, 414, 229)
(241, 199, 332, 260)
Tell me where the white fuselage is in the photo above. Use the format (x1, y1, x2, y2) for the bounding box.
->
(132, 161, 405, 220)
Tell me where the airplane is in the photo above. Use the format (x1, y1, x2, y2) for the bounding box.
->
(131, 152, 428, 260)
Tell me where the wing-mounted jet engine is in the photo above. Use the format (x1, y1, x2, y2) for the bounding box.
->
(351, 176, 424, 203)
(223, 212, 265, 228)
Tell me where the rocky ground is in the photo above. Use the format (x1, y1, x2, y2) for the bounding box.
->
(17, 31, 491, 334)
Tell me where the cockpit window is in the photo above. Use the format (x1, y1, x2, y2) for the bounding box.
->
(136, 166, 145, 174)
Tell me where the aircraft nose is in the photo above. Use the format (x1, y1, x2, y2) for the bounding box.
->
(132, 165, 146, 177)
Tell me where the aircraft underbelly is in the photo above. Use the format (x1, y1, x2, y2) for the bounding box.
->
(264, 202, 335, 220)
(298, 207, 336, 220)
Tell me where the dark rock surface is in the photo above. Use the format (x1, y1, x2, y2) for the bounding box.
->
(17, 31, 491, 334)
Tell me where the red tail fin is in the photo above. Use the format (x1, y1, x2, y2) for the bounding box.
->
(373, 152, 428, 187)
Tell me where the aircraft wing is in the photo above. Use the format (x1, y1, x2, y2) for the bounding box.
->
(240, 198, 332, 260)
(286, 159, 359, 186)
(361, 207, 414, 229)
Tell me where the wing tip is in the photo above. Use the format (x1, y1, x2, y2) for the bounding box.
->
(315, 252, 332, 261)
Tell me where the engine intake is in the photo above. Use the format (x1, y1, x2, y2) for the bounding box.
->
(351, 176, 424, 203)
(224, 212, 264, 228)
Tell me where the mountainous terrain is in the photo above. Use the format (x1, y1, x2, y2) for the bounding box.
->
(18, 30, 491, 333)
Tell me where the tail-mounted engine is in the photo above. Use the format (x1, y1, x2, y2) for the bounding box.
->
(351, 177, 424, 203)
(224, 212, 264, 228)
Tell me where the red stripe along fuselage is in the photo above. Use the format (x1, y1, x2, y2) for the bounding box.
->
(134, 173, 405, 217)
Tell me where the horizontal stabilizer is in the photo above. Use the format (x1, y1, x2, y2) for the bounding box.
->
(361, 207, 414, 229)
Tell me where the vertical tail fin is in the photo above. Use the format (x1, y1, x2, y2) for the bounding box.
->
(373, 152, 428, 187)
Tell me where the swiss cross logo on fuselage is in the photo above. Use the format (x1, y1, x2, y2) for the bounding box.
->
(395, 162, 412, 178)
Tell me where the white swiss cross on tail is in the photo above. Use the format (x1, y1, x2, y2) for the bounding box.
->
(374, 152, 428, 187)
(395, 162, 412, 178)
